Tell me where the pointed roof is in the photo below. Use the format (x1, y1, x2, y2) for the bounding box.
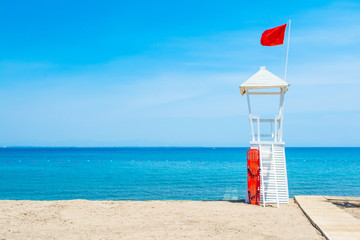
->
(239, 66, 290, 95)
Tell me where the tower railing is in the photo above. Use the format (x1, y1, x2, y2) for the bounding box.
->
(249, 115, 282, 142)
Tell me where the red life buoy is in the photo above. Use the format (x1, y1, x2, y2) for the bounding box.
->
(247, 149, 260, 205)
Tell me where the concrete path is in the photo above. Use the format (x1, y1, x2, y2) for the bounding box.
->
(295, 195, 360, 240)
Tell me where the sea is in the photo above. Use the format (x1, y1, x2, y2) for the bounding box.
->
(0, 147, 359, 200)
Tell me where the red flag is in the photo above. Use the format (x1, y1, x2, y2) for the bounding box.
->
(260, 24, 287, 46)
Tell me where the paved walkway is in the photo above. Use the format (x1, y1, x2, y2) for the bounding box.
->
(295, 196, 360, 240)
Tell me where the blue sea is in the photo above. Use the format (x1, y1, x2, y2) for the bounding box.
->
(0, 147, 359, 200)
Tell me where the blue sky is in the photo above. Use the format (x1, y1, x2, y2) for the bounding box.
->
(1, 0, 360, 147)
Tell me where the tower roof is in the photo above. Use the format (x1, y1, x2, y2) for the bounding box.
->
(239, 66, 290, 95)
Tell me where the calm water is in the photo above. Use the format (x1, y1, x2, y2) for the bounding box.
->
(0, 147, 359, 200)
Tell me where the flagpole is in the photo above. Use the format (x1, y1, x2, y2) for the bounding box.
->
(284, 19, 291, 82)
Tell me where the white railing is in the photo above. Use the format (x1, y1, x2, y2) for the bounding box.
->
(249, 115, 282, 142)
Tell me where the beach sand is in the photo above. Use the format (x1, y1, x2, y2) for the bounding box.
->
(0, 199, 324, 240)
(330, 199, 360, 220)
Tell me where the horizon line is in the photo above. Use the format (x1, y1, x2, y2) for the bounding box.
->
(1, 146, 359, 148)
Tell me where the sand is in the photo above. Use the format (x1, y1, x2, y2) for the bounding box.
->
(330, 199, 360, 220)
(0, 199, 324, 240)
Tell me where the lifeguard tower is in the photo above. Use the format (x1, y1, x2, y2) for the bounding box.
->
(240, 66, 290, 207)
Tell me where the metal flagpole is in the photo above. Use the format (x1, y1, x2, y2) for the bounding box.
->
(284, 19, 291, 82)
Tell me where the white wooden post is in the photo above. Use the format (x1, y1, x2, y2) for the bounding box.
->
(279, 90, 285, 141)
(246, 93, 255, 142)
(257, 117, 260, 142)
(274, 116, 278, 142)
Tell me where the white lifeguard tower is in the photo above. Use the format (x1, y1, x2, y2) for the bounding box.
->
(240, 66, 290, 207)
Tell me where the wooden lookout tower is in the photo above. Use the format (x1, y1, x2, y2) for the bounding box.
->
(240, 66, 290, 207)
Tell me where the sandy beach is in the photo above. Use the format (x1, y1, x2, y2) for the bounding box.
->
(0, 199, 324, 240)
(329, 198, 360, 220)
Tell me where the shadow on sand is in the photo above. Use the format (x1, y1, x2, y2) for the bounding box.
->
(331, 200, 360, 209)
